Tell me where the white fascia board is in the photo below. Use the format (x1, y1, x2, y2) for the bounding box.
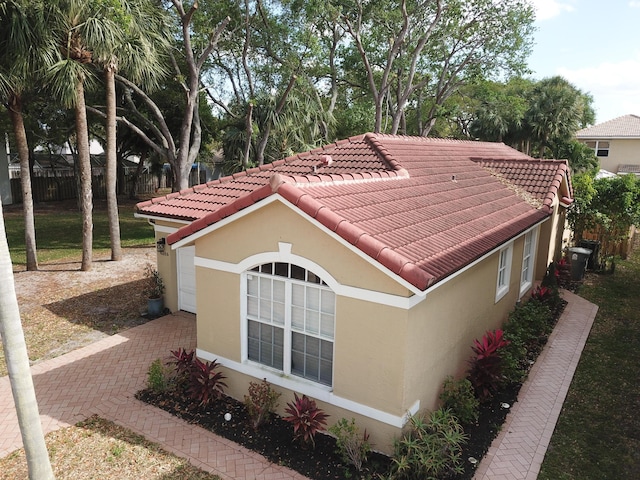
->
(154, 224, 179, 234)
(171, 194, 426, 298)
(197, 348, 419, 429)
(134, 212, 191, 225)
(423, 217, 550, 296)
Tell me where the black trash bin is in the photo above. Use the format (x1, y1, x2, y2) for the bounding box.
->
(568, 247, 592, 281)
(578, 240, 600, 270)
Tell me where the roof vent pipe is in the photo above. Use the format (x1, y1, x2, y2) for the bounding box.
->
(314, 155, 333, 172)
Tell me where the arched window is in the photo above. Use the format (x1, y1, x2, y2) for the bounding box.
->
(245, 262, 335, 386)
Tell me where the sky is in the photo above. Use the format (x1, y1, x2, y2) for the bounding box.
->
(527, 0, 640, 125)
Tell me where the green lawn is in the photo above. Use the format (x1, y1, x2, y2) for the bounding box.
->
(3, 202, 155, 266)
(539, 248, 640, 479)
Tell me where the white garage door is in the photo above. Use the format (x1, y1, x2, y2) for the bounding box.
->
(177, 246, 197, 313)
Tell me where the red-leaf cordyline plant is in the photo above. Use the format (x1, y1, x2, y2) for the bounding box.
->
(170, 347, 195, 387)
(188, 358, 228, 406)
(531, 285, 552, 302)
(468, 330, 510, 401)
(283, 393, 329, 448)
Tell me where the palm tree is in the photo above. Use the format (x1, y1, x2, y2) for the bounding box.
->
(0, 201, 54, 479)
(45, 0, 121, 271)
(525, 76, 591, 159)
(93, 0, 169, 261)
(0, 0, 53, 271)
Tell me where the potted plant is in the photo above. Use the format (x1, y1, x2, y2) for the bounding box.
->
(144, 264, 165, 317)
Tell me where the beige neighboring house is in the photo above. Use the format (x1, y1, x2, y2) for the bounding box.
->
(135, 134, 573, 453)
(576, 114, 640, 174)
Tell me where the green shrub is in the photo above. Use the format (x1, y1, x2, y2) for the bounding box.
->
(439, 376, 479, 425)
(244, 379, 281, 430)
(147, 358, 172, 393)
(328, 418, 371, 472)
(389, 408, 467, 479)
(501, 300, 554, 384)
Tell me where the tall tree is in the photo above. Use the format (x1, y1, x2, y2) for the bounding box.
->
(92, 0, 169, 261)
(0, 200, 55, 480)
(45, 0, 123, 271)
(333, 0, 534, 136)
(0, 0, 53, 271)
(525, 76, 595, 158)
(106, 1, 228, 191)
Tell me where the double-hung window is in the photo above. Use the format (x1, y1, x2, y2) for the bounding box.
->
(246, 263, 335, 387)
(520, 230, 536, 296)
(495, 244, 513, 302)
(584, 140, 610, 157)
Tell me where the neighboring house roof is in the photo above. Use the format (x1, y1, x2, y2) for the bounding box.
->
(137, 133, 571, 290)
(576, 114, 640, 139)
(618, 164, 640, 174)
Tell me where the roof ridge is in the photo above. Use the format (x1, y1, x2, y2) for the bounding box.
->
(363, 132, 408, 173)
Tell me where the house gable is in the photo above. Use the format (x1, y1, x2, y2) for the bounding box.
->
(189, 198, 415, 299)
(576, 115, 640, 174)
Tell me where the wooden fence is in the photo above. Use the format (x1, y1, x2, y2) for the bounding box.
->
(8, 170, 203, 203)
(580, 225, 637, 259)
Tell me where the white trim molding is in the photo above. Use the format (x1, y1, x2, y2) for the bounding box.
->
(153, 224, 179, 235)
(197, 348, 419, 429)
(194, 248, 422, 310)
(519, 226, 539, 298)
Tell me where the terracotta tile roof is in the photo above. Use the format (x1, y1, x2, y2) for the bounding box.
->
(576, 114, 640, 138)
(472, 158, 572, 208)
(138, 134, 569, 290)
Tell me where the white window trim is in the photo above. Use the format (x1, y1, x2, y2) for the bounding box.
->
(519, 227, 538, 297)
(495, 243, 513, 302)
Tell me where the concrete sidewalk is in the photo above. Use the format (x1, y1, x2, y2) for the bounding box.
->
(0, 290, 597, 480)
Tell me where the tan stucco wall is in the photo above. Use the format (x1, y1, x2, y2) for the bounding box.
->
(195, 200, 412, 417)
(197, 201, 411, 296)
(402, 233, 533, 413)
(581, 138, 640, 173)
(184, 198, 554, 453)
(154, 219, 186, 312)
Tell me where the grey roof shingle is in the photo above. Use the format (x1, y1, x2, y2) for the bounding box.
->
(576, 114, 640, 138)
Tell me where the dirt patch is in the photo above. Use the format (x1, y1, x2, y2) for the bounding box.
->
(2, 247, 156, 376)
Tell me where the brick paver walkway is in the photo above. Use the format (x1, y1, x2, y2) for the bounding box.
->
(0, 312, 307, 480)
(0, 291, 597, 480)
(473, 290, 598, 480)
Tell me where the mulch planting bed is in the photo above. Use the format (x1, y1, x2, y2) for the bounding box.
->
(137, 382, 521, 479)
(137, 299, 567, 480)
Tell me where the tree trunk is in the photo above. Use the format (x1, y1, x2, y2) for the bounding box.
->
(74, 79, 93, 271)
(129, 151, 146, 200)
(7, 95, 38, 271)
(0, 202, 55, 480)
(105, 66, 122, 261)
